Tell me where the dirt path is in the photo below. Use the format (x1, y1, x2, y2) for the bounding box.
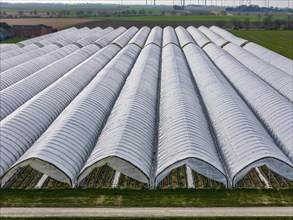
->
(1, 207, 292, 217)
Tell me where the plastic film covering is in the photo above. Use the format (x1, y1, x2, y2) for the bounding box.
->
(186, 26, 211, 48)
(79, 44, 158, 185)
(156, 44, 226, 186)
(0, 44, 80, 91)
(17, 27, 77, 46)
(0, 44, 121, 181)
(74, 27, 114, 47)
(53, 27, 97, 47)
(243, 42, 293, 75)
(175, 26, 195, 48)
(93, 27, 126, 48)
(144, 26, 162, 47)
(36, 27, 88, 47)
(0, 44, 101, 120)
(223, 43, 293, 102)
(0, 44, 20, 53)
(203, 43, 293, 166)
(0, 44, 60, 72)
(184, 43, 293, 186)
(198, 26, 229, 47)
(209, 26, 248, 46)
(1, 44, 41, 60)
(162, 26, 179, 47)
(112, 27, 139, 48)
(128, 26, 151, 48)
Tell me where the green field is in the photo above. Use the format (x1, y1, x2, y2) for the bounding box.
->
(1, 189, 292, 207)
(1, 37, 30, 44)
(87, 15, 287, 22)
(229, 30, 293, 59)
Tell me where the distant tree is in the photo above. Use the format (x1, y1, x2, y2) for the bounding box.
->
(243, 18, 250, 30)
(30, 11, 33, 16)
(263, 15, 272, 29)
(148, 10, 153, 16)
(130, 9, 137, 15)
(231, 18, 241, 28)
(33, 10, 37, 16)
(66, 10, 70, 17)
(273, 19, 282, 30)
(3, 11, 7, 17)
(46, 11, 50, 16)
(138, 9, 146, 16)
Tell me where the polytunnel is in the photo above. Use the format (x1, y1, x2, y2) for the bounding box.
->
(223, 43, 293, 102)
(79, 44, 159, 186)
(156, 43, 227, 186)
(202, 43, 293, 168)
(1, 44, 129, 187)
(144, 26, 162, 47)
(209, 26, 248, 46)
(186, 26, 211, 48)
(183, 43, 293, 187)
(162, 26, 179, 47)
(1, 25, 292, 189)
(198, 26, 230, 48)
(0, 44, 80, 91)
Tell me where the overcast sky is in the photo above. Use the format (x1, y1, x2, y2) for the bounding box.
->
(1, 0, 292, 8)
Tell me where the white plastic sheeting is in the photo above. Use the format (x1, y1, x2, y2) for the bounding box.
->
(112, 27, 139, 48)
(79, 44, 158, 185)
(186, 26, 211, 48)
(93, 27, 126, 48)
(144, 26, 162, 47)
(53, 27, 99, 47)
(223, 43, 293, 102)
(0, 44, 60, 72)
(36, 27, 89, 47)
(128, 26, 151, 48)
(243, 42, 293, 75)
(0, 44, 80, 90)
(162, 26, 179, 47)
(0, 44, 21, 53)
(1, 44, 41, 60)
(74, 27, 114, 47)
(17, 27, 77, 46)
(203, 43, 293, 165)
(198, 26, 230, 47)
(184, 43, 293, 186)
(209, 26, 248, 46)
(175, 26, 195, 48)
(0, 44, 121, 182)
(156, 44, 227, 186)
(0, 44, 100, 120)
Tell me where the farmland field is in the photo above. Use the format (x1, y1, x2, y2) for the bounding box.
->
(230, 30, 293, 59)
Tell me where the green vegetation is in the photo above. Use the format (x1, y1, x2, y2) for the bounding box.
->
(0, 37, 30, 44)
(87, 15, 288, 22)
(1, 189, 292, 207)
(229, 30, 293, 59)
(1, 217, 293, 220)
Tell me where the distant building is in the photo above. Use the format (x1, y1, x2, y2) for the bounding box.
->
(11, 24, 53, 37)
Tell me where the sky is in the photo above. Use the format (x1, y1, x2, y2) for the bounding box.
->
(1, 0, 292, 8)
